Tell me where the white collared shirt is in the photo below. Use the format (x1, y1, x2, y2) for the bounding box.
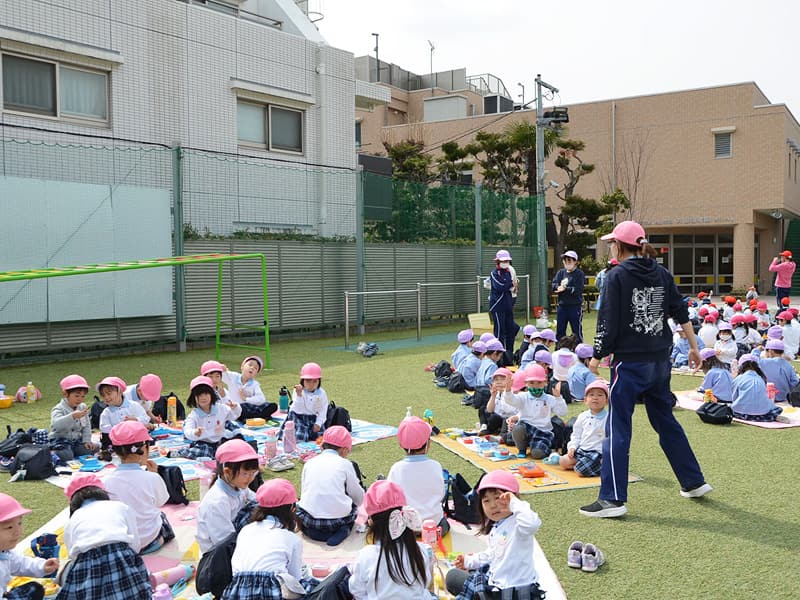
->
(289, 387, 329, 427)
(298, 449, 364, 519)
(64, 499, 141, 558)
(222, 371, 266, 406)
(349, 541, 432, 600)
(196, 478, 256, 553)
(183, 403, 242, 443)
(567, 409, 607, 454)
(387, 455, 444, 524)
(0, 550, 46, 592)
(104, 463, 170, 546)
(231, 517, 303, 578)
(99, 399, 150, 433)
(506, 391, 568, 430)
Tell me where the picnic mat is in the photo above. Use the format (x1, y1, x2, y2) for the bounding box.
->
(11, 500, 566, 600)
(432, 434, 642, 494)
(674, 390, 800, 429)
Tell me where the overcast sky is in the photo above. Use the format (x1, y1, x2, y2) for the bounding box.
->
(314, 0, 799, 116)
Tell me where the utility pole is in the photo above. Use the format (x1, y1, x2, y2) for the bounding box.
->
(517, 82, 525, 106)
(372, 33, 380, 83)
(427, 40, 435, 96)
(535, 74, 559, 307)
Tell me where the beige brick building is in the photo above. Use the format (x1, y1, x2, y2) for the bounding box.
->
(357, 65, 800, 295)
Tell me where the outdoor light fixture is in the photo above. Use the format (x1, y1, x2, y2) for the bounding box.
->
(543, 107, 569, 123)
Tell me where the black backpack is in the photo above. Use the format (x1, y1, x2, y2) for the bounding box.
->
(433, 360, 452, 379)
(447, 372, 467, 394)
(89, 396, 107, 430)
(696, 401, 733, 425)
(788, 383, 800, 407)
(325, 402, 352, 432)
(195, 531, 237, 598)
(10, 444, 56, 480)
(152, 393, 186, 422)
(157, 465, 189, 505)
(305, 565, 353, 600)
(0, 426, 33, 458)
(443, 471, 484, 525)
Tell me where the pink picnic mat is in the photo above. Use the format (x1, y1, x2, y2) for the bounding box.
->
(674, 390, 800, 429)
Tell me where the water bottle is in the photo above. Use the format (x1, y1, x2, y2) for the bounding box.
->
(151, 583, 172, 600)
(279, 386, 290, 411)
(264, 429, 278, 459)
(26, 381, 36, 404)
(423, 409, 434, 426)
(149, 564, 195, 588)
(283, 420, 297, 454)
(406, 406, 412, 418)
(421, 519, 439, 546)
(166, 394, 178, 425)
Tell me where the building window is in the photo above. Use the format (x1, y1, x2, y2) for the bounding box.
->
(237, 100, 303, 154)
(2, 54, 108, 122)
(355, 121, 362, 148)
(714, 132, 732, 159)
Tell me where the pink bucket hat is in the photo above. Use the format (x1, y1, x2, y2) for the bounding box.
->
(477, 470, 519, 494)
(109, 421, 152, 446)
(200, 360, 225, 376)
(522, 325, 537, 337)
(65, 473, 105, 499)
(584, 379, 609, 398)
(525, 365, 548, 382)
(215, 439, 259, 464)
(396, 416, 431, 450)
(766, 339, 785, 351)
(601, 220, 648, 247)
(60, 374, 89, 394)
(539, 329, 557, 342)
(256, 478, 297, 508)
(322, 425, 352, 450)
(511, 369, 529, 392)
(190, 375, 214, 392)
(534, 350, 552, 365)
(457, 329, 474, 343)
(699, 348, 717, 361)
(756, 301, 768, 311)
(778, 311, 794, 321)
(241, 356, 264, 371)
(364, 480, 407, 516)
(493, 367, 513, 380)
(575, 343, 594, 359)
(96, 376, 126, 392)
(0, 493, 32, 522)
(138, 374, 162, 402)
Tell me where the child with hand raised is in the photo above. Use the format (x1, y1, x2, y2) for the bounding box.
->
(285, 362, 329, 441)
(49, 374, 98, 463)
(222, 355, 277, 422)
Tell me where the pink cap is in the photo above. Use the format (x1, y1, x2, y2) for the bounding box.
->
(584, 379, 609, 397)
(493, 367, 513, 379)
(472, 341, 487, 354)
(190, 375, 214, 392)
(215, 439, 259, 464)
(200, 360, 225, 376)
(364, 480, 406, 516)
(703, 315, 716, 323)
(717, 322, 732, 332)
(322, 425, 352, 450)
(241, 356, 264, 371)
(539, 329, 557, 342)
(65, 473, 105, 499)
(479, 333, 495, 343)
(600, 220, 648, 247)
(757, 301, 768, 311)
(300, 362, 322, 379)
(699, 348, 717, 361)
(256, 478, 297, 508)
(0, 493, 32, 521)
(525, 365, 548, 382)
(457, 329, 474, 343)
(486, 339, 505, 352)
(767, 325, 783, 339)
(109, 420, 152, 446)
(534, 350, 552, 365)
(511, 369, 529, 392)
(698, 307, 709, 317)
(766, 339, 785, 351)
(522, 325, 537, 337)
(138, 374, 162, 402)
(96, 376, 126, 392)
(778, 311, 794, 321)
(744, 313, 758, 323)
(733, 302, 742, 311)
(561, 250, 578, 260)
(60, 374, 89, 393)
(575, 343, 594, 359)
(396, 416, 432, 450)
(477, 470, 519, 494)
(791, 308, 799, 316)
(495, 249, 512, 262)
(730, 315, 745, 325)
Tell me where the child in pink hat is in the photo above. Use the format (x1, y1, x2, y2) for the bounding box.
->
(224, 479, 317, 600)
(122, 373, 162, 424)
(60, 473, 150, 599)
(506, 365, 568, 459)
(713, 322, 738, 369)
(386, 416, 447, 535)
(285, 362, 329, 442)
(180, 375, 243, 461)
(560, 379, 609, 476)
(222, 355, 277, 423)
(49, 374, 98, 463)
(103, 421, 174, 555)
(96, 376, 151, 461)
(296, 426, 364, 547)
(201, 359, 232, 407)
(445, 470, 544, 599)
(349, 480, 431, 599)
(485, 368, 520, 445)
(0, 493, 58, 600)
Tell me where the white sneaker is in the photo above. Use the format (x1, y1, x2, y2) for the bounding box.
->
(680, 482, 713, 498)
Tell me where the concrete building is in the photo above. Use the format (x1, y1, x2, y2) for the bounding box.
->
(357, 64, 800, 295)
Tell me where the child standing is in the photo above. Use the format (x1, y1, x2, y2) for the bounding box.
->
(507, 365, 568, 459)
(445, 471, 544, 600)
(451, 329, 474, 372)
(180, 375, 242, 459)
(196, 439, 260, 554)
(222, 356, 277, 422)
(222, 479, 316, 600)
(349, 480, 432, 600)
(560, 379, 608, 477)
(285, 362, 329, 442)
(0, 494, 58, 600)
(567, 343, 597, 403)
(97, 376, 151, 461)
(732, 355, 783, 422)
(49, 374, 98, 463)
(59, 474, 150, 600)
(697, 348, 733, 403)
(296, 426, 364, 546)
(387, 416, 447, 535)
(104, 421, 174, 555)
(122, 374, 162, 423)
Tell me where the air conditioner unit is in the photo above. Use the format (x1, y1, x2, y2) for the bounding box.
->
(484, 94, 514, 114)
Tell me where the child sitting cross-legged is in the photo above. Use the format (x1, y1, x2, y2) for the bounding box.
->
(295, 426, 364, 547)
(387, 416, 447, 536)
(49, 374, 99, 464)
(559, 379, 609, 477)
(732, 354, 783, 422)
(507, 365, 568, 459)
(566, 343, 597, 403)
(179, 375, 242, 460)
(696, 348, 733, 403)
(285, 362, 329, 442)
(222, 355, 277, 423)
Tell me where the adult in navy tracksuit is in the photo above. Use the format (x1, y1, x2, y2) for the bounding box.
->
(489, 250, 518, 366)
(580, 221, 711, 519)
(552, 250, 585, 342)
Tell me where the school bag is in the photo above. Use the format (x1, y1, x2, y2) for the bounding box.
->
(195, 531, 237, 598)
(361, 342, 379, 358)
(433, 360, 452, 379)
(10, 444, 57, 480)
(788, 382, 800, 407)
(442, 471, 484, 525)
(551, 415, 576, 456)
(89, 396, 107, 430)
(0, 426, 34, 458)
(304, 565, 353, 600)
(696, 401, 733, 425)
(325, 402, 352, 432)
(152, 392, 186, 422)
(447, 372, 467, 394)
(157, 465, 189, 505)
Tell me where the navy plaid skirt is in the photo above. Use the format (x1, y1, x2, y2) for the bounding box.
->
(232, 500, 259, 532)
(178, 440, 219, 460)
(6, 581, 45, 600)
(517, 422, 554, 455)
(141, 511, 176, 554)
(574, 449, 602, 477)
(733, 406, 782, 422)
(221, 571, 317, 600)
(457, 564, 545, 600)
(55, 542, 150, 600)
(286, 411, 320, 442)
(295, 503, 358, 533)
